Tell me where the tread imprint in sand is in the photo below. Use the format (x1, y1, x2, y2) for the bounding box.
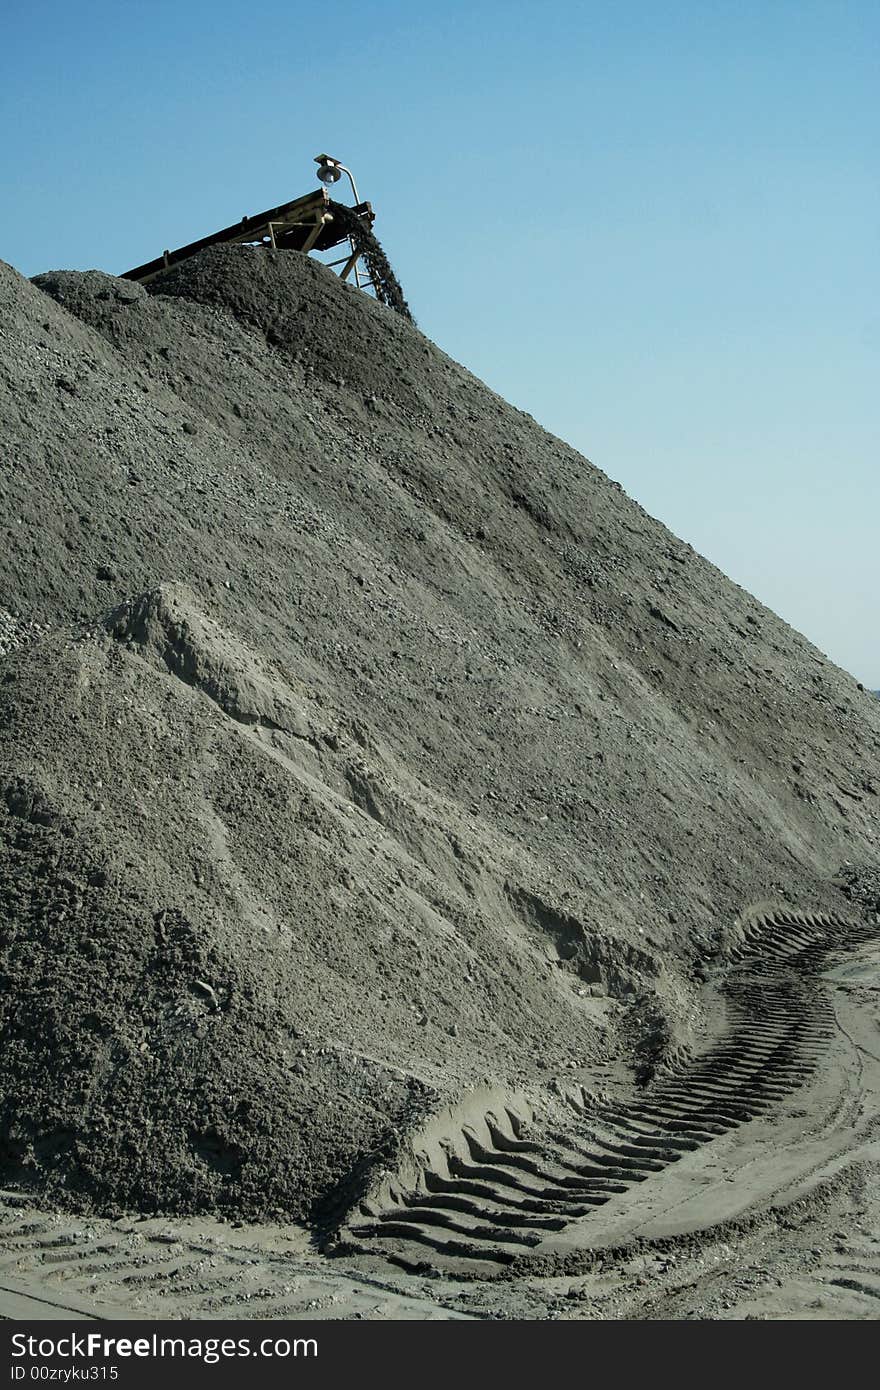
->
(342, 911, 879, 1270)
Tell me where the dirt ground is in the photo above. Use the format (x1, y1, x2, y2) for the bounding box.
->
(2, 930, 879, 1320)
(0, 245, 878, 1317)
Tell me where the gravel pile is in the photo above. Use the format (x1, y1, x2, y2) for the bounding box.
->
(0, 244, 878, 1220)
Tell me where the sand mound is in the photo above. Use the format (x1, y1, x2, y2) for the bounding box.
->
(0, 246, 878, 1218)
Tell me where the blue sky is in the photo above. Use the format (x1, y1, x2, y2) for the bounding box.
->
(2, 2, 877, 682)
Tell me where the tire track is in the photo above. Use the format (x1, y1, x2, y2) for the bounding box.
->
(1, 912, 875, 1308)
(342, 911, 879, 1270)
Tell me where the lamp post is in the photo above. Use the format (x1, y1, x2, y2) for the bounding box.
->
(314, 154, 369, 290)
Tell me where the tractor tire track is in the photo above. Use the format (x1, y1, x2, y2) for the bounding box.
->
(342, 911, 879, 1271)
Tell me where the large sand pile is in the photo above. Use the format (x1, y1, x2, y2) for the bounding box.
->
(1, 246, 878, 1221)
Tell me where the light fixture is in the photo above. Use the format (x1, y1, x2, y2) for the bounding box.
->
(314, 154, 342, 186)
(314, 153, 361, 205)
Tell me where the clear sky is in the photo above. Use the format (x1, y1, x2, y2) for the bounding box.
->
(2, 2, 877, 684)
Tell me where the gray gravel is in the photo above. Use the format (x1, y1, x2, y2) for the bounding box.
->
(0, 244, 878, 1222)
